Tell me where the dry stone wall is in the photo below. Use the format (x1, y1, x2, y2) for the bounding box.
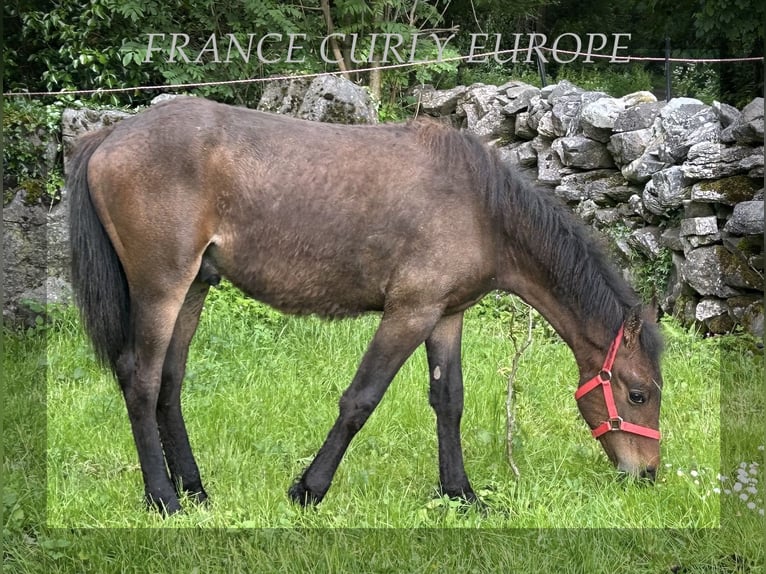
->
(3, 76, 763, 337)
(416, 80, 763, 336)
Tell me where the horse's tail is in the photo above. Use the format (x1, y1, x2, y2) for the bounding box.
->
(68, 126, 129, 376)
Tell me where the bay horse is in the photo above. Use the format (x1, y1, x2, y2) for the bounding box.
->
(68, 96, 663, 515)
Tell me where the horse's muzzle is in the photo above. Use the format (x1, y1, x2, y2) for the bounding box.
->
(618, 463, 657, 483)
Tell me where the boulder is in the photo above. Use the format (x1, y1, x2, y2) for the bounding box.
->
(580, 97, 625, 142)
(654, 97, 718, 163)
(628, 226, 663, 259)
(414, 85, 468, 116)
(608, 128, 653, 167)
(296, 75, 377, 124)
(689, 175, 760, 205)
(725, 97, 764, 145)
(556, 135, 614, 169)
(681, 142, 753, 179)
(724, 201, 764, 235)
(613, 101, 664, 132)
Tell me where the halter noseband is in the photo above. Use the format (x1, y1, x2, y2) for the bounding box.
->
(574, 325, 661, 441)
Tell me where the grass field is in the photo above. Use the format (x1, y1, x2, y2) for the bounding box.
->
(3, 287, 764, 572)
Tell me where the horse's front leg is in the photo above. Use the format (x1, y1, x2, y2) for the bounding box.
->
(288, 307, 443, 506)
(425, 312, 475, 501)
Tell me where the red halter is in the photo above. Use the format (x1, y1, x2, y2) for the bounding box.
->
(574, 325, 661, 441)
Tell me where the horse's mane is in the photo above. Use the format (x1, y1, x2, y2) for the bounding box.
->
(411, 118, 662, 359)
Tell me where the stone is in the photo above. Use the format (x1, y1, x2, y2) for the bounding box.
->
(414, 85, 468, 115)
(256, 77, 312, 115)
(712, 100, 740, 128)
(555, 169, 620, 204)
(613, 101, 664, 132)
(655, 98, 718, 163)
(574, 199, 599, 223)
(641, 179, 663, 216)
(680, 246, 743, 297)
(499, 141, 537, 167)
(694, 298, 735, 335)
(467, 107, 513, 139)
(608, 128, 653, 167)
(628, 227, 663, 259)
(296, 75, 377, 124)
(627, 193, 650, 220)
(651, 166, 692, 209)
(556, 135, 614, 169)
(724, 201, 764, 235)
(682, 200, 715, 218)
(580, 97, 625, 134)
(458, 83, 504, 117)
(621, 91, 658, 107)
(730, 97, 764, 145)
(680, 216, 718, 237)
(3, 189, 56, 324)
(718, 247, 763, 290)
(594, 208, 621, 226)
(545, 80, 583, 102)
(689, 176, 760, 205)
(534, 138, 570, 185)
(727, 295, 764, 337)
(622, 152, 668, 184)
(501, 86, 540, 115)
(61, 107, 133, 173)
(549, 95, 582, 137)
(514, 112, 536, 139)
(536, 111, 557, 138)
(660, 227, 684, 252)
(741, 147, 764, 178)
(681, 142, 753, 179)
(695, 297, 728, 322)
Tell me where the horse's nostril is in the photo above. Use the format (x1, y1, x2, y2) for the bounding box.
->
(640, 466, 657, 482)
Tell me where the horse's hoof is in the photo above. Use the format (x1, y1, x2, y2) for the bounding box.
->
(288, 481, 324, 507)
(440, 484, 477, 503)
(187, 488, 209, 505)
(145, 493, 182, 516)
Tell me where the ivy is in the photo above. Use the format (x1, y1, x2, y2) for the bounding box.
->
(2, 99, 65, 206)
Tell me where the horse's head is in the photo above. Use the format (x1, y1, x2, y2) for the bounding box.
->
(576, 305, 663, 481)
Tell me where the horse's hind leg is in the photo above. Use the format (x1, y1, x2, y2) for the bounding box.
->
(425, 312, 475, 501)
(117, 287, 191, 515)
(157, 281, 210, 504)
(288, 307, 443, 506)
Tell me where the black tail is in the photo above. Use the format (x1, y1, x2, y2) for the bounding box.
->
(68, 127, 130, 375)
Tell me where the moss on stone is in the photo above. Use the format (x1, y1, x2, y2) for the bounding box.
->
(695, 176, 759, 203)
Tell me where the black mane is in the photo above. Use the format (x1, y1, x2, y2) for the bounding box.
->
(415, 121, 662, 360)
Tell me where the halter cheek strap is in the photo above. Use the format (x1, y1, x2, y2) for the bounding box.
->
(574, 325, 661, 441)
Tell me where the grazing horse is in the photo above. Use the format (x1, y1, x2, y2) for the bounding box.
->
(68, 96, 663, 514)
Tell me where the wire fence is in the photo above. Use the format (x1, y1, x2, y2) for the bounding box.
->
(3, 45, 763, 98)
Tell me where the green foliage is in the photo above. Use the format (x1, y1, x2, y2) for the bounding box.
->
(2, 99, 65, 205)
(552, 65, 657, 96)
(602, 223, 673, 301)
(671, 64, 722, 104)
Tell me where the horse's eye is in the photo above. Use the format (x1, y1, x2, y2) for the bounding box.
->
(628, 391, 646, 405)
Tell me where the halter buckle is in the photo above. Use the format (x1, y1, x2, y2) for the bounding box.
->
(607, 416, 623, 431)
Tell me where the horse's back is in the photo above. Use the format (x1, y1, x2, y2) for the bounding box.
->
(85, 97, 499, 317)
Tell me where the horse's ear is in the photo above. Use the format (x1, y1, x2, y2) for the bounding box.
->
(623, 304, 644, 349)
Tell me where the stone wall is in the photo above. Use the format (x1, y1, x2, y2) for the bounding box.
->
(3, 77, 763, 336)
(2, 76, 377, 325)
(415, 80, 764, 336)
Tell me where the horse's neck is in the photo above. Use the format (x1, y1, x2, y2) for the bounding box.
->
(497, 258, 610, 376)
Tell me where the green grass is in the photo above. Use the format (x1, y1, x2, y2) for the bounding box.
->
(3, 289, 764, 572)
